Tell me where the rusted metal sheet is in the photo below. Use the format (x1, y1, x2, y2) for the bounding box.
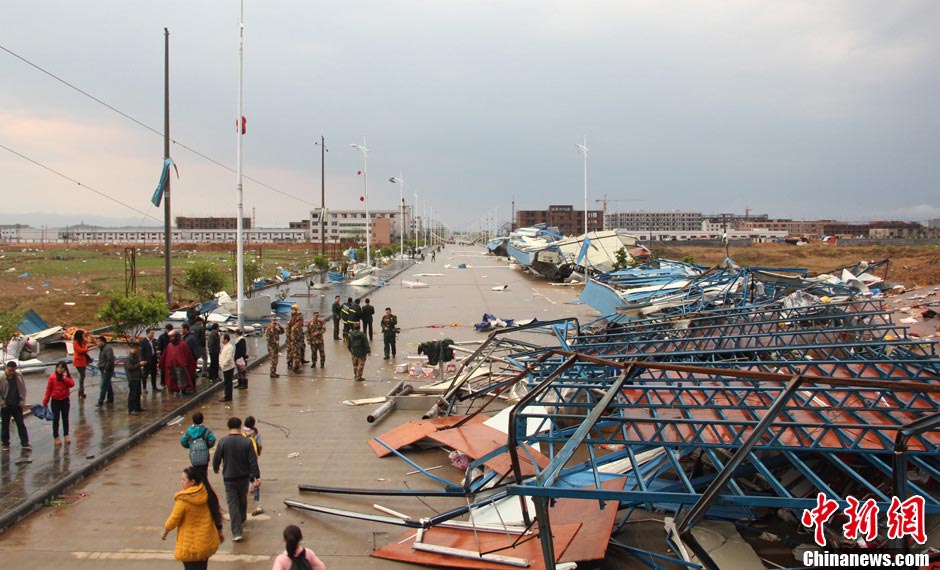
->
(368, 415, 489, 458)
(428, 422, 550, 478)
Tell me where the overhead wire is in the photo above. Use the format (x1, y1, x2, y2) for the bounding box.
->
(0, 42, 317, 207)
(0, 142, 163, 223)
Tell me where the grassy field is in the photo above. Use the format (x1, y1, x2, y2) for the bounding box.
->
(0, 245, 337, 330)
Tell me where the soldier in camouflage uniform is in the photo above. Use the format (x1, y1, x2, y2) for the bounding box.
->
(285, 306, 303, 372)
(287, 317, 305, 372)
(265, 317, 285, 378)
(306, 311, 326, 368)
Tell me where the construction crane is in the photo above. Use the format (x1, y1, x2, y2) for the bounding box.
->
(595, 194, 643, 230)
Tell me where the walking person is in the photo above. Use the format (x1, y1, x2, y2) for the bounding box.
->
(361, 298, 375, 341)
(95, 336, 115, 406)
(306, 312, 326, 368)
(212, 417, 260, 542)
(182, 323, 201, 375)
(162, 465, 224, 570)
(141, 329, 158, 391)
(72, 329, 91, 400)
(192, 318, 208, 378)
(207, 324, 221, 382)
(381, 307, 399, 360)
(241, 416, 263, 515)
(265, 318, 284, 378)
(331, 295, 342, 340)
(346, 324, 370, 381)
(124, 342, 146, 414)
(157, 324, 174, 387)
(340, 298, 356, 342)
(1, 361, 30, 451)
(234, 329, 248, 389)
(181, 412, 216, 481)
(272, 525, 327, 570)
(219, 334, 235, 402)
(43, 361, 74, 445)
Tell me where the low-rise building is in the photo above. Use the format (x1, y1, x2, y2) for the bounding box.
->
(606, 210, 703, 232)
(516, 205, 603, 235)
(176, 216, 251, 230)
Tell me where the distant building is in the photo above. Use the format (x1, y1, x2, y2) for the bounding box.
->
(176, 216, 251, 230)
(516, 205, 602, 235)
(606, 210, 703, 232)
(738, 219, 833, 239)
(303, 207, 411, 247)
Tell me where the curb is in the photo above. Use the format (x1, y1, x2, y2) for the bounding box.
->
(0, 353, 269, 534)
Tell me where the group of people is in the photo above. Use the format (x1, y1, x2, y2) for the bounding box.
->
(165, 412, 324, 569)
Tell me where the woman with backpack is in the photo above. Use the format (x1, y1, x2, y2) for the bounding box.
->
(180, 412, 216, 480)
(271, 524, 326, 570)
(162, 465, 224, 570)
(42, 361, 75, 445)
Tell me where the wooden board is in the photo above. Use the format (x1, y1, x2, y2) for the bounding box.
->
(427, 422, 550, 478)
(373, 523, 580, 570)
(368, 415, 490, 458)
(553, 477, 626, 562)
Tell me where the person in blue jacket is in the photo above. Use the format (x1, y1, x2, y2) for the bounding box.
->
(181, 412, 217, 480)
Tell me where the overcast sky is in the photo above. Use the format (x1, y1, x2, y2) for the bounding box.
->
(2, 1, 939, 230)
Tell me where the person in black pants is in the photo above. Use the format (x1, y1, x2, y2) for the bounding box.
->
(361, 298, 375, 341)
(331, 295, 342, 340)
(207, 324, 221, 382)
(1, 362, 30, 451)
(95, 336, 115, 406)
(381, 307, 398, 359)
(157, 324, 174, 387)
(234, 329, 248, 389)
(212, 417, 261, 542)
(140, 329, 158, 391)
(124, 343, 145, 414)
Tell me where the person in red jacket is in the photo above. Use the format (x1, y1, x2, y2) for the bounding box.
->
(72, 329, 91, 400)
(43, 361, 75, 444)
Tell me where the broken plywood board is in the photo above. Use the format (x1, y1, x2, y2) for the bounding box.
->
(427, 422, 550, 478)
(368, 415, 490, 458)
(373, 522, 580, 570)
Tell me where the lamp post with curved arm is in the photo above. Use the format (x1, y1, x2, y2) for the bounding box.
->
(350, 139, 370, 267)
(389, 174, 405, 262)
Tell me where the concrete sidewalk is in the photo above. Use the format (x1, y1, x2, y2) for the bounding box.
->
(0, 248, 654, 569)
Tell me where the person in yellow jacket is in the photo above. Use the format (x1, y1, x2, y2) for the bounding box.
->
(162, 465, 224, 570)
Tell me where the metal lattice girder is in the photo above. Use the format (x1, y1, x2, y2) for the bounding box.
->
(504, 354, 940, 515)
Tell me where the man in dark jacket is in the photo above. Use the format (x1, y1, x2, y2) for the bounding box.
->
(340, 297, 357, 342)
(140, 328, 157, 391)
(346, 324, 370, 381)
(361, 298, 375, 341)
(381, 307, 399, 359)
(156, 324, 173, 388)
(95, 336, 115, 406)
(124, 343, 145, 414)
(207, 324, 221, 382)
(212, 417, 261, 541)
(1, 362, 30, 451)
(181, 323, 201, 372)
(191, 318, 208, 377)
(331, 295, 342, 340)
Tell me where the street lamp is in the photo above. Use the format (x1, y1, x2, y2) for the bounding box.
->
(576, 136, 589, 236)
(412, 191, 419, 250)
(350, 138, 370, 266)
(389, 174, 405, 262)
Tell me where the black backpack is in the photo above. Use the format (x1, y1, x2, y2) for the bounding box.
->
(287, 548, 312, 570)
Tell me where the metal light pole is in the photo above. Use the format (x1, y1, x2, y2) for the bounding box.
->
(389, 174, 404, 260)
(351, 139, 370, 266)
(576, 136, 589, 236)
(316, 136, 327, 255)
(412, 191, 418, 250)
(235, 1, 246, 330)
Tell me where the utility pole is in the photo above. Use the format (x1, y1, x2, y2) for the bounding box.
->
(163, 28, 173, 307)
(577, 136, 589, 236)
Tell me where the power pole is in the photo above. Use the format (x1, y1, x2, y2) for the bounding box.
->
(163, 28, 173, 307)
(318, 135, 327, 255)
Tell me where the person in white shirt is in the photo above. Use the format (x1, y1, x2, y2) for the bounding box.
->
(218, 334, 236, 402)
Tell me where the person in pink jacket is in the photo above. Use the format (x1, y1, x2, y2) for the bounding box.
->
(43, 361, 75, 444)
(271, 525, 326, 570)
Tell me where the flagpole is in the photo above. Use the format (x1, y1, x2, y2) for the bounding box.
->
(235, 0, 245, 330)
(163, 28, 172, 307)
